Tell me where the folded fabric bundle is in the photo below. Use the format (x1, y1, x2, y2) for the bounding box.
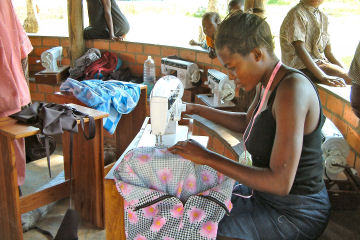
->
(60, 78, 140, 134)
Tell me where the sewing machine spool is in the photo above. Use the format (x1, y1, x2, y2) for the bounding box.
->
(35, 65, 70, 84)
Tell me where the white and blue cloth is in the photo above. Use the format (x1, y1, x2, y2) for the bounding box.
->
(60, 79, 141, 134)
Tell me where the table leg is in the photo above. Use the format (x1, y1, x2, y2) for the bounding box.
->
(0, 135, 23, 240)
(62, 119, 105, 228)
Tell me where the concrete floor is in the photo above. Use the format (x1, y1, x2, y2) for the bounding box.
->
(22, 148, 105, 240)
(21, 148, 359, 240)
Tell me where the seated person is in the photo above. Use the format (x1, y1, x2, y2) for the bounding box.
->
(189, 12, 221, 59)
(84, 0, 130, 40)
(228, 0, 245, 13)
(280, 0, 352, 87)
(349, 42, 360, 118)
(170, 11, 330, 240)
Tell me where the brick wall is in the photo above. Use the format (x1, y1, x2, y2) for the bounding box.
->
(318, 86, 360, 172)
(27, 36, 360, 172)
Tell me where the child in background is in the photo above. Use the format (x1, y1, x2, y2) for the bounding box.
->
(228, 0, 245, 13)
(189, 12, 221, 59)
(280, 0, 351, 87)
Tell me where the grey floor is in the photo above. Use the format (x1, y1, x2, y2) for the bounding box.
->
(22, 148, 105, 240)
(22, 150, 359, 240)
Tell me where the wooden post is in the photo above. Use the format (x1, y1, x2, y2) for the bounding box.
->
(67, 0, 85, 66)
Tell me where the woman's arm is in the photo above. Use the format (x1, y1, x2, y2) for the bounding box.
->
(101, 0, 120, 40)
(171, 75, 315, 195)
(324, 44, 343, 68)
(184, 85, 260, 133)
(293, 41, 345, 87)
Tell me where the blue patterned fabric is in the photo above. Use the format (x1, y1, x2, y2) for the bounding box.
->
(60, 78, 140, 134)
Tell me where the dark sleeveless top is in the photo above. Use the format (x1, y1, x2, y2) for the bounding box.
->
(244, 69, 325, 195)
(87, 0, 130, 36)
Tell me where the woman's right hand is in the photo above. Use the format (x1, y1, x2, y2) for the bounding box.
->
(182, 103, 198, 116)
(321, 75, 346, 87)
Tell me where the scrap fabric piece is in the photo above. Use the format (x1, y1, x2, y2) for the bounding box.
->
(113, 147, 235, 240)
(60, 79, 140, 134)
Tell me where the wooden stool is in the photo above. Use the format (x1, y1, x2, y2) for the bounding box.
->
(0, 104, 108, 240)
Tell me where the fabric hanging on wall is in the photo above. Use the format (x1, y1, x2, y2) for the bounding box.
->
(113, 146, 235, 240)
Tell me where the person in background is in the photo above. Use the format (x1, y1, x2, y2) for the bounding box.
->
(84, 0, 130, 41)
(170, 12, 330, 239)
(189, 12, 221, 59)
(0, 0, 33, 192)
(280, 0, 351, 87)
(349, 42, 360, 118)
(228, 0, 245, 13)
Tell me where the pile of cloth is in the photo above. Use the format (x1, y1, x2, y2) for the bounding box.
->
(60, 79, 140, 134)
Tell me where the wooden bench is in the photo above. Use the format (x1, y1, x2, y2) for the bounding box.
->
(0, 104, 108, 240)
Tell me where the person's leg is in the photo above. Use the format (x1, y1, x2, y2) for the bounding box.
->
(351, 83, 360, 118)
(84, 26, 109, 40)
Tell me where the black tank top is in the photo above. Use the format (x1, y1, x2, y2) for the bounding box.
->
(244, 69, 325, 195)
(87, 0, 130, 36)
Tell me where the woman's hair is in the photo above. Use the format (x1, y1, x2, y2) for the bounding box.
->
(202, 12, 221, 25)
(215, 12, 274, 56)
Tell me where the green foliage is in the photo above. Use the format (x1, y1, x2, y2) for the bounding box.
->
(267, 0, 292, 5)
(342, 55, 354, 69)
(187, 6, 207, 18)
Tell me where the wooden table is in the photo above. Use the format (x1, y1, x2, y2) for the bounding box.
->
(0, 104, 108, 240)
(49, 84, 147, 159)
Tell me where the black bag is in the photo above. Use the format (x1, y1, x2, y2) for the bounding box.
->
(25, 134, 56, 163)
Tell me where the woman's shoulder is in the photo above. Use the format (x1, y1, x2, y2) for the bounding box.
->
(276, 67, 316, 100)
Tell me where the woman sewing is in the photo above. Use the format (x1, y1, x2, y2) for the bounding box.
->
(169, 12, 330, 240)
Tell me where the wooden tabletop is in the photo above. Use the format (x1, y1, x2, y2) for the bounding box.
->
(0, 104, 108, 139)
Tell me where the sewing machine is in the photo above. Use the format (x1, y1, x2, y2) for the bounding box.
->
(161, 57, 201, 89)
(135, 75, 188, 147)
(200, 69, 236, 108)
(35, 46, 69, 84)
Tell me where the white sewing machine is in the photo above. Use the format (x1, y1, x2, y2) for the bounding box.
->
(201, 69, 236, 108)
(40, 46, 63, 73)
(136, 75, 188, 147)
(161, 57, 201, 89)
(35, 46, 69, 84)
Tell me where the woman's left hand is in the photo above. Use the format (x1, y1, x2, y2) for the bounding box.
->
(168, 139, 210, 165)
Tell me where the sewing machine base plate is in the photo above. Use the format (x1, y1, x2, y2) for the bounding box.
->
(198, 94, 236, 108)
(35, 65, 70, 84)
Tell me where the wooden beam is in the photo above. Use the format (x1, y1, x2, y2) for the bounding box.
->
(67, 0, 85, 66)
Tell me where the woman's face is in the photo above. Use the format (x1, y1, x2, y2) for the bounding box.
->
(217, 47, 261, 92)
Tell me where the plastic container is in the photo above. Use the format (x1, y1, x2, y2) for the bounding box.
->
(143, 56, 156, 97)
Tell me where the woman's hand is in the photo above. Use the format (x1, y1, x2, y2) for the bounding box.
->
(181, 103, 198, 117)
(168, 139, 210, 165)
(321, 75, 346, 87)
